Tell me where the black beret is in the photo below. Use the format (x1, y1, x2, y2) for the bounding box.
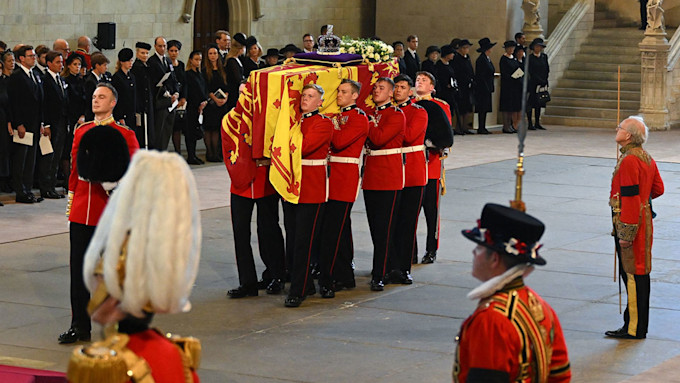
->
(245, 36, 258, 51)
(117, 48, 133, 62)
(233, 33, 247, 46)
(167, 40, 182, 50)
(135, 41, 151, 50)
(77, 125, 130, 183)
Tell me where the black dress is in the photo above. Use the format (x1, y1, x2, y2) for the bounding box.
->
(474, 54, 495, 113)
(434, 60, 457, 114)
(499, 55, 522, 112)
(528, 52, 550, 108)
(421, 59, 437, 77)
(111, 69, 136, 128)
(184, 68, 207, 140)
(452, 53, 475, 114)
(201, 67, 228, 132)
(63, 72, 86, 161)
(173, 60, 187, 134)
(242, 57, 261, 79)
(0, 74, 10, 177)
(225, 57, 244, 111)
(131, 60, 155, 147)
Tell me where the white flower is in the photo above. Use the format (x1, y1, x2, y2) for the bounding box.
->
(367, 46, 374, 53)
(382, 55, 389, 61)
(348, 47, 356, 54)
(339, 47, 346, 53)
(387, 46, 394, 54)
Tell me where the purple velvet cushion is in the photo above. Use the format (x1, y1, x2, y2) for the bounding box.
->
(292, 52, 364, 66)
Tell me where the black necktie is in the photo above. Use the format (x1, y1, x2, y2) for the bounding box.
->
(56, 75, 64, 95)
(29, 70, 37, 84)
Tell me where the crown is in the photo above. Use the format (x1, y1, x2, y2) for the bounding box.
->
(317, 25, 341, 55)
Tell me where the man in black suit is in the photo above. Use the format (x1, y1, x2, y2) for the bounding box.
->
(640, 0, 648, 30)
(83, 52, 110, 121)
(147, 36, 180, 151)
(8, 45, 46, 203)
(39, 51, 69, 199)
(216, 30, 231, 66)
(404, 35, 421, 80)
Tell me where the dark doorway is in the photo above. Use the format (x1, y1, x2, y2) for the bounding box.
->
(194, 1, 230, 52)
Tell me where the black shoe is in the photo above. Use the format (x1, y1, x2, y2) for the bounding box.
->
(502, 128, 517, 134)
(58, 327, 91, 344)
(535, 123, 546, 130)
(476, 128, 491, 135)
(32, 194, 44, 203)
(42, 190, 62, 199)
(266, 279, 284, 295)
(334, 279, 356, 291)
(256, 278, 272, 289)
(0, 201, 3, 206)
(605, 326, 645, 339)
(310, 264, 321, 279)
(320, 286, 335, 298)
(284, 295, 304, 307)
(370, 279, 384, 291)
(227, 285, 258, 298)
(388, 270, 413, 285)
(422, 251, 437, 264)
(15, 193, 34, 204)
(187, 156, 203, 165)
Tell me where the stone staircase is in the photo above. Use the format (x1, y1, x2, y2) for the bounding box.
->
(542, 2, 644, 128)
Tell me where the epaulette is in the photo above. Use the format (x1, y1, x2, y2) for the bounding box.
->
(112, 121, 132, 130)
(164, 331, 202, 370)
(75, 121, 95, 131)
(410, 103, 424, 109)
(433, 97, 450, 106)
(67, 333, 153, 383)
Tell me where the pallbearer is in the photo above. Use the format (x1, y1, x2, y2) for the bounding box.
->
(318, 79, 369, 298)
(387, 74, 428, 285)
(362, 77, 406, 292)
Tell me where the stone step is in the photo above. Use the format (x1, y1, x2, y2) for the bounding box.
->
(545, 105, 638, 120)
(563, 70, 640, 82)
(551, 88, 640, 101)
(541, 114, 619, 128)
(589, 28, 648, 38)
(572, 53, 640, 65)
(549, 96, 639, 110)
(579, 45, 641, 55)
(583, 37, 643, 47)
(594, 10, 619, 21)
(594, 19, 638, 28)
(556, 78, 640, 91)
(567, 62, 640, 73)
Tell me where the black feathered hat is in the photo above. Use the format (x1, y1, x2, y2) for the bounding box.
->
(77, 125, 130, 183)
(462, 203, 546, 265)
(416, 99, 454, 150)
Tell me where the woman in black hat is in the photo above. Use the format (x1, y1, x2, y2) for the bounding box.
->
(225, 33, 247, 112)
(527, 38, 549, 130)
(421, 45, 440, 77)
(474, 37, 496, 134)
(243, 39, 262, 78)
(262, 48, 281, 68)
(111, 48, 136, 130)
(279, 44, 302, 60)
(452, 39, 475, 132)
(202, 43, 228, 162)
(499, 41, 521, 134)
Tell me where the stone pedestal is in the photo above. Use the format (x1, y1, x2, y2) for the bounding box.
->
(523, 27, 545, 43)
(639, 32, 671, 130)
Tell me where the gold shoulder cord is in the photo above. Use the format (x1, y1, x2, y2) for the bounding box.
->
(163, 330, 202, 383)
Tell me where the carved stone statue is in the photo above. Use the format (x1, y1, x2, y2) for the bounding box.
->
(646, 0, 666, 33)
(522, 0, 541, 28)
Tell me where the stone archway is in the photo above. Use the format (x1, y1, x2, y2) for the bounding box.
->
(183, 0, 263, 37)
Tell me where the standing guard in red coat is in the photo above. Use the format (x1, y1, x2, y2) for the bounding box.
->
(362, 77, 406, 291)
(606, 117, 664, 339)
(414, 71, 454, 264)
(67, 151, 201, 383)
(387, 74, 428, 285)
(59, 83, 139, 344)
(454, 204, 571, 383)
(317, 79, 369, 298)
(284, 84, 334, 307)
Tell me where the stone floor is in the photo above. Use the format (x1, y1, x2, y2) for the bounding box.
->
(1, 126, 679, 382)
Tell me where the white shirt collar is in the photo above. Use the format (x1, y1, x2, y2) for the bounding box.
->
(408, 48, 417, 56)
(156, 51, 165, 61)
(219, 49, 228, 56)
(19, 63, 33, 77)
(93, 71, 101, 81)
(47, 68, 60, 79)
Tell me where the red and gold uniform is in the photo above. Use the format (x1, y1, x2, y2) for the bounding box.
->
(417, 95, 452, 181)
(454, 278, 571, 383)
(609, 143, 664, 338)
(285, 110, 333, 299)
(319, 105, 369, 291)
(362, 103, 406, 283)
(390, 99, 428, 276)
(65, 116, 138, 339)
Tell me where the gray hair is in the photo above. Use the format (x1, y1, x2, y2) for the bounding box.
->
(624, 116, 649, 145)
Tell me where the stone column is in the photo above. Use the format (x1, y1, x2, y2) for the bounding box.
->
(522, 0, 545, 41)
(639, 1, 670, 130)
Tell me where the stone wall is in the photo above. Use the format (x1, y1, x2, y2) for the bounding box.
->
(547, 0, 594, 87)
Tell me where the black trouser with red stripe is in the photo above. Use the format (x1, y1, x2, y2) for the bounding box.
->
(318, 200, 355, 289)
(391, 186, 425, 272)
(69, 222, 96, 333)
(616, 239, 651, 338)
(364, 190, 401, 281)
(283, 201, 324, 297)
(231, 193, 286, 287)
(421, 178, 441, 252)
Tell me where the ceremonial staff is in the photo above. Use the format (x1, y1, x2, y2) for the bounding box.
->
(510, 52, 532, 212)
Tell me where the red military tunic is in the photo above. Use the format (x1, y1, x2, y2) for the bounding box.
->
(126, 329, 200, 383)
(418, 95, 451, 180)
(397, 99, 428, 187)
(299, 110, 333, 204)
(610, 143, 664, 275)
(454, 278, 571, 383)
(230, 161, 276, 199)
(362, 103, 406, 191)
(328, 104, 369, 202)
(67, 117, 139, 226)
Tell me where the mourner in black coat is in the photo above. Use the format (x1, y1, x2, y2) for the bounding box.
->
(473, 38, 496, 134)
(451, 39, 475, 128)
(83, 53, 111, 121)
(392, 41, 407, 75)
(404, 35, 421, 81)
(435, 45, 468, 135)
(130, 42, 155, 148)
(167, 40, 187, 155)
(184, 50, 208, 165)
(111, 48, 136, 129)
(421, 45, 440, 77)
(499, 41, 522, 134)
(527, 38, 550, 130)
(148, 37, 180, 151)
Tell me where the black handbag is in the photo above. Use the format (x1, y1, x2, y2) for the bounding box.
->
(537, 85, 550, 104)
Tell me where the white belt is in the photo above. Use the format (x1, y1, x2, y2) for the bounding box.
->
(365, 147, 402, 156)
(329, 156, 361, 165)
(401, 145, 426, 154)
(300, 159, 328, 166)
